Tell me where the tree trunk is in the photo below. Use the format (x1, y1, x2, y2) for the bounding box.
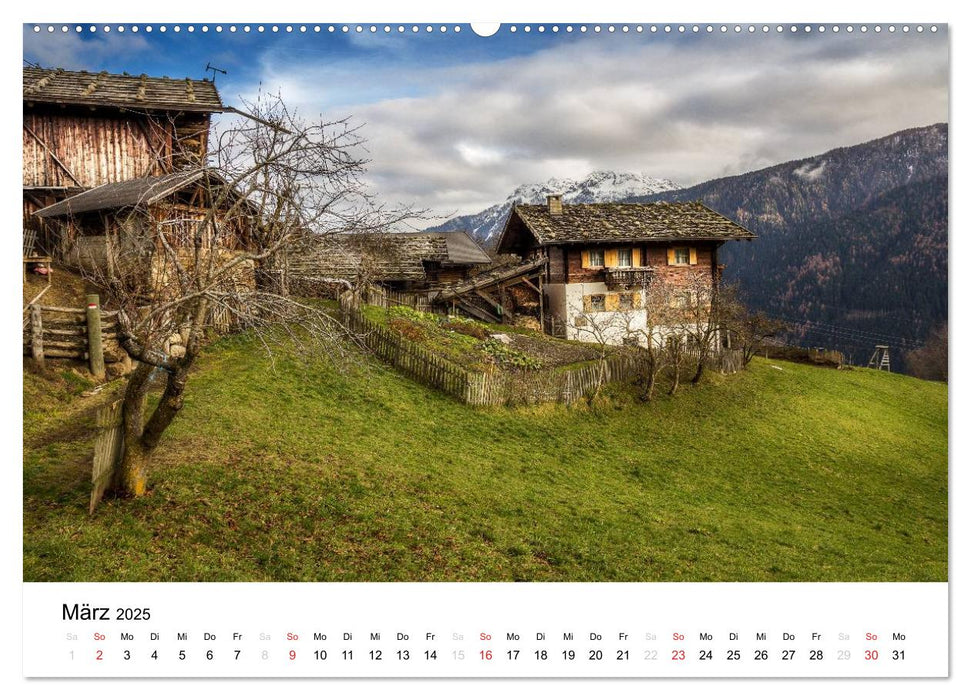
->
(641, 349, 659, 402)
(118, 439, 150, 497)
(669, 363, 681, 396)
(113, 362, 153, 498)
(691, 359, 706, 384)
(593, 355, 608, 399)
(643, 371, 657, 401)
(141, 366, 189, 450)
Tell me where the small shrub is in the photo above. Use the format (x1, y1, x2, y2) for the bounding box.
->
(440, 318, 490, 340)
(389, 305, 437, 324)
(389, 318, 426, 342)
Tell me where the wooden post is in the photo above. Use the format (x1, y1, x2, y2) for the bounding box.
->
(30, 304, 44, 368)
(538, 273, 545, 334)
(85, 294, 105, 380)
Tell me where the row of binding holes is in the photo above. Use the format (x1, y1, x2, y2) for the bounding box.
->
(33, 25, 940, 34)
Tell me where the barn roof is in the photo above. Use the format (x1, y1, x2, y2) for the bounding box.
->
(289, 231, 490, 283)
(497, 201, 756, 253)
(33, 171, 206, 217)
(23, 66, 224, 113)
(400, 231, 491, 265)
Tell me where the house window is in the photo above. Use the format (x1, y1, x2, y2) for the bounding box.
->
(618, 292, 635, 310)
(587, 249, 605, 267)
(616, 248, 633, 267)
(673, 247, 690, 265)
(589, 294, 606, 312)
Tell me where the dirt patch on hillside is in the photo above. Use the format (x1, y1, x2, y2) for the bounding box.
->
(504, 333, 604, 368)
(24, 266, 100, 309)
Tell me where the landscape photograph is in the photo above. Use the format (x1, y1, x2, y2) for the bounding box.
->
(21, 23, 947, 582)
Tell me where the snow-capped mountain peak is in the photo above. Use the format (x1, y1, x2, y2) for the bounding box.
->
(429, 171, 681, 244)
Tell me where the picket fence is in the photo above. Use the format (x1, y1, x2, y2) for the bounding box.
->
(361, 285, 431, 312)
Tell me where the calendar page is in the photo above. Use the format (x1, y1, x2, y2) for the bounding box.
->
(17, 1, 955, 693)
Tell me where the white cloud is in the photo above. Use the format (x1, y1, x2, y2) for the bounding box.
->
(228, 32, 950, 222)
(23, 27, 151, 70)
(455, 142, 504, 166)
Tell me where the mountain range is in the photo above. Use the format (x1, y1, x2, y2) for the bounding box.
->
(631, 123, 948, 364)
(431, 123, 948, 367)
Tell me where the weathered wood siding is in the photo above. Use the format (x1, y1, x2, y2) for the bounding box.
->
(565, 246, 600, 283)
(23, 110, 172, 188)
(645, 243, 714, 285)
(435, 267, 469, 285)
(23, 108, 211, 189)
(546, 245, 567, 283)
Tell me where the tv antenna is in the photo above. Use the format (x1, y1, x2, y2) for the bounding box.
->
(205, 62, 227, 83)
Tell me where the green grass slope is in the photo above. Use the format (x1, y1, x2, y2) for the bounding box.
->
(23, 336, 947, 582)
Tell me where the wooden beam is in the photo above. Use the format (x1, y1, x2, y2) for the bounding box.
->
(474, 288, 502, 311)
(512, 275, 541, 294)
(456, 298, 500, 324)
(538, 274, 545, 334)
(30, 304, 44, 368)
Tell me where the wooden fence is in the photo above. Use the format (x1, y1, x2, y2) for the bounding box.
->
(339, 294, 742, 406)
(341, 297, 473, 401)
(467, 352, 644, 406)
(705, 347, 744, 374)
(361, 285, 431, 312)
(207, 304, 239, 335)
(23, 302, 118, 374)
(90, 398, 124, 514)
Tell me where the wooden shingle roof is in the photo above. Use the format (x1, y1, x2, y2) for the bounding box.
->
(400, 231, 491, 265)
(34, 171, 206, 217)
(289, 232, 490, 283)
(498, 201, 756, 252)
(23, 66, 223, 113)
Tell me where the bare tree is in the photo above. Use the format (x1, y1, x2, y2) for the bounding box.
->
(615, 279, 679, 401)
(566, 293, 628, 399)
(718, 285, 787, 367)
(66, 93, 411, 497)
(664, 330, 690, 396)
(665, 269, 725, 385)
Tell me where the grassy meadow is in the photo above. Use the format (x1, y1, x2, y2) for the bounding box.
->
(23, 334, 947, 582)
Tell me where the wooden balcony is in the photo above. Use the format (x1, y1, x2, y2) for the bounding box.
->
(604, 266, 656, 288)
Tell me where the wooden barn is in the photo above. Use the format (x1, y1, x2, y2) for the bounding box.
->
(33, 169, 257, 298)
(23, 66, 225, 256)
(287, 231, 491, 295)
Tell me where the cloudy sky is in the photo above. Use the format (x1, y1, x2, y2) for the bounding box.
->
(24, 24, 949, 223)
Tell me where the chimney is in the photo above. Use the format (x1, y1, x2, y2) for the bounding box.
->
(547, 194, 563, 216)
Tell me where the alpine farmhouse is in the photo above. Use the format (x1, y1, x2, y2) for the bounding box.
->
(496, 195, 756, 345)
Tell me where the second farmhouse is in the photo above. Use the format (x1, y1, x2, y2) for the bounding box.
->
(496, 195, 755, 345)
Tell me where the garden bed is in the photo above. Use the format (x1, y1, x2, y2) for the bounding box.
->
(360, 304, 610, 373)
